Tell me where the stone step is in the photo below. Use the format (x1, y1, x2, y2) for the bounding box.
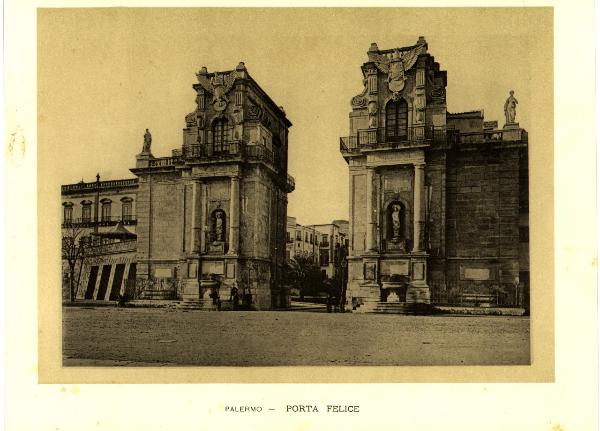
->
(354, 301, 433, 315)
(140, 290, 177, 300)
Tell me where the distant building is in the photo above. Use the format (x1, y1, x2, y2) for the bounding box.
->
(62, 62, 295, 310)
(285, 216, 319, 262)
(340, 37, 529, 310)
(61, 176, 138, 301)
(286, 217, 349, 280)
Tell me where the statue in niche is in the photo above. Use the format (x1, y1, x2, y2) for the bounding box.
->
(233, 109, 243, 140)
(142, 129, 152, 153)
(213, 210, 225, 242)
(391, 204, 402, 239)
(504, 90, 518, 124)
(368, 101, 378, 128)
(387, 201, 407, 251)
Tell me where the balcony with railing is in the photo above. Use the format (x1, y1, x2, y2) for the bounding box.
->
(182, 140, 243, 160)
(87, 239, 137, 256)
(340, 125, 448, 153)
(454, 128, 528, 144)
(62, 216, 138, 228)
(61, 178, 138, 194)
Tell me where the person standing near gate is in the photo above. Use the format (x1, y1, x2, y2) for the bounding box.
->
(230, 284, 239, 310)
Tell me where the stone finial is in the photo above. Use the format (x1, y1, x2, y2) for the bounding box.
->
(278, 106, 286, 115)
(198, 66, 208, 75)
(368, 42, 379, 52)
(418, 36, 426, 44)
(236, 61, 246, 71)
(96, 173, 100, 182)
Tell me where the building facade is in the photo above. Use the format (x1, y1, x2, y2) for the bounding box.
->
(286, 216, 320, 261)
(62, 62, 295, 310)
(61, 177, 139, 301)
(340, 37, 529, 310)
(285, 217, 349, 280)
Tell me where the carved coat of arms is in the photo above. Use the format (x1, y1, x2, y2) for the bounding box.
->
(196, 70, 237, 112)
(368, 42, 426, 97)
(388, 54, 406, 93)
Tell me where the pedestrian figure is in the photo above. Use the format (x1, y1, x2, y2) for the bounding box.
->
(230, 285, 239, 310)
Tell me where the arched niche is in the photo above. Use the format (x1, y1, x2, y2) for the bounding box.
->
(383, 199, 410, 252)
(211, 209, 227, 243)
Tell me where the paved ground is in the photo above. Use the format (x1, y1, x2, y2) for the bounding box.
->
(63, 307, 530, 366)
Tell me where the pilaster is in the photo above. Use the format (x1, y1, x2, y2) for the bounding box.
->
(228, 176, 240, 255)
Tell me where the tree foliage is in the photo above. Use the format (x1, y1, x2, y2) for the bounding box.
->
(283, 251, 325, 298)
(61, 226, 89, 303)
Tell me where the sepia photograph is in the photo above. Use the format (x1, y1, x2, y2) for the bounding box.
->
(5, 1, 599, 430)
(39, 8, 544, 368)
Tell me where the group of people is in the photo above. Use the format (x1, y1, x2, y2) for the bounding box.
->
(208, 284, 252, 310)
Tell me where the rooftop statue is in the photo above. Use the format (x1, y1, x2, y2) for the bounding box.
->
(504, 90, 518, 124)
(142, 128, 152, 153)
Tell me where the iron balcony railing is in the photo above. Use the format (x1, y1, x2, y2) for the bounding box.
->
(61, 178, 138, 193)
(87, 239, 137, 256)
(180, 141, 285, 169)
(340, 125, 447, 152)
(62, 216, 137, 228)
(182, 141, 243, 159)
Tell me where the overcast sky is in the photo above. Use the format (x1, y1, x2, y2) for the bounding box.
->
(39, 8, 551, 226)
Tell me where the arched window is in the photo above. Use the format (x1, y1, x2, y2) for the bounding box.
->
(81, 200, 93, 223)
(62, 202, 73, 224)
(212, 118, 229, 153)
(100, 198, 112, 222)
(385, 99, 408, 141)
(121, 197, 133, 221)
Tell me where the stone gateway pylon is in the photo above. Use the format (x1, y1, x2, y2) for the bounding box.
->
(131, 62, 294, 310)
(340, 37, 529, 313)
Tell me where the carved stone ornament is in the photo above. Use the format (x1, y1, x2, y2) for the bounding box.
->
(431, 84, 446, 104)
(368, 42, 426, 98)
(196, 70, 238, 112)
(246, 98, 262, 120)
(367, 100, 378, 128)
(233, 109, 243, 125)
(351, 78, 368, 108)
(185, 111, 198, 127)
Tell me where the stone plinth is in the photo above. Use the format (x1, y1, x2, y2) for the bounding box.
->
(502, 123, 522, 141)
(135, 152, 153, 168)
